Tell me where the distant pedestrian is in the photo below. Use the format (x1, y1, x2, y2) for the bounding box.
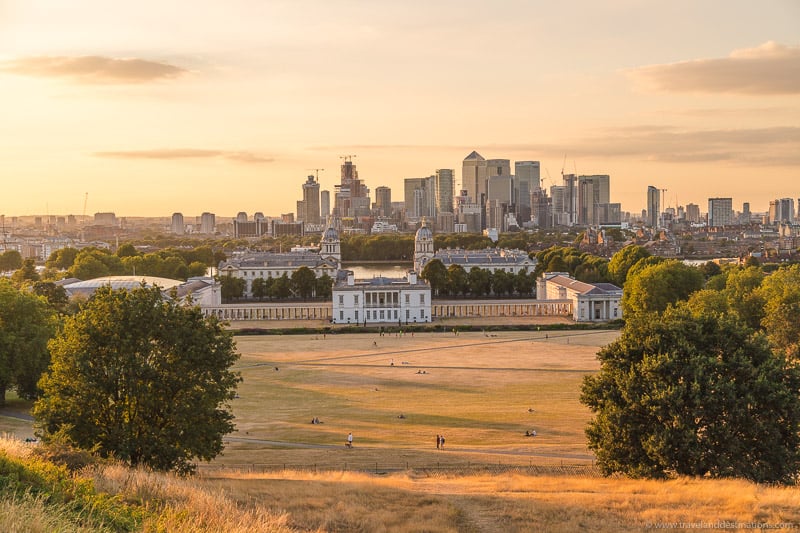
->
(440, 435, 445, 449)
(346, 432, 353, 448)
(436, 434, 440, 449)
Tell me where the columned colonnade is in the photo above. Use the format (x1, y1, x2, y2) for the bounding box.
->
(201, 299, 573, 322)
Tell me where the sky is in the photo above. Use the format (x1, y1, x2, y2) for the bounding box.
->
(1, 0, 798, 218)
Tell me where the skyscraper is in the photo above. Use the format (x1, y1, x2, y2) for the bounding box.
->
(320, 190, 330, 219)
(404, 177, 435, 219)
(434, 169, 455, 215)
(334, 157, 370, 218)
(577, 174, 610, 225)
(708, 197, 733, 227)
(647, 186, 660, 228)
(375, 186, 392, 218)
(514, 161, 540, 223)
(301, 175, 321, 225)
(462, 151, 487, 208)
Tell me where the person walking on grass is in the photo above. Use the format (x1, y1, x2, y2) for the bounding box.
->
(346, 432, 353, 448)
(436, 434, 440, 449)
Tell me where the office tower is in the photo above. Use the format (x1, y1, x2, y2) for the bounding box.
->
(577, 174, 610, 225)
(515, 161, 540, 223)
(434, 169, 455, 215)
(531, 187, 552, 228)
(486, 159, 511, 178)
(772, 198, 795, 224)
(550, 185, 568, 226)
(171, 212, 184, 235)
(235, 212, 248, 223)
(374, 186, 392, 218)
(685, 204, 700, 224)
(320, 190, 330, 218)
(301, 175, 321, 224)
(647, 186, 660, 228)
(333, 157, 370, 218)
(562, 174, 578, 226)
(404, 177, 435, 219)
(598, 203, 622, 225)
(707, 197, 733, 227)
(462, 151, 487, 207)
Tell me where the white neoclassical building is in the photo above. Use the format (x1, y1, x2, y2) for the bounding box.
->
(332, 270, 432, 325)
(536, 272, 623, 322)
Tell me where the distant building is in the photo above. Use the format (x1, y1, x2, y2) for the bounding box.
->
(647, 186, 660, 228)
(462, 151, 488, 210)
(374, 186, 392, 218)
(434, 169, 455, 217)
(332, 270, 431, 324)
(94, 212, 117, 226)
(537, 272, 622, 322)
(708, 197, 733, 227)
(171, 213, 184, 235)
(301, 175, 321, 225)
(514, 161, 540, 223)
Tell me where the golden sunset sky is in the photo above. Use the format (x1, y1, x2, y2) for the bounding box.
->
(1, 1, 798, 218)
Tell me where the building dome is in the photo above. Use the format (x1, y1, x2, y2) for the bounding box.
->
(322, 225, 339, 242)
(415, 220, 433, 241)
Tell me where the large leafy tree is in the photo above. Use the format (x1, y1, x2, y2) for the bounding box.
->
(621, 260, 704, 316)
(34, 285, 240, 474)
(758, 264, 800, 359)
(582, 305, 800, 483)
(220, 274, 245, 302)
(11, 258, 40, 286)
(607, 245, 650, 286)
(446, 264, 469, 297)
(468, 267, 491, 297)
(0, 280, 58, 406)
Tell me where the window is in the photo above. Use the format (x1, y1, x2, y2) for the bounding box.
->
(406, 309, 410, 320)
(339, 295, 344, 306)
(380, 310, 385, 319)
(419, 294, 425, 305)
(393, 310, 398, 320)
(355, 310, 359, 321)
(339, 311, 344, 320)
(405, 294, 410, 304)
(354, 295, 359, 305)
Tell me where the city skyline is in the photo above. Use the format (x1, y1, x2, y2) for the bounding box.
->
(1, 1, 798, 218)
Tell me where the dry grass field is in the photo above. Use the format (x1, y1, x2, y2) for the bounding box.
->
(214, 328, 613, 471)
(4, 327, 800, 531)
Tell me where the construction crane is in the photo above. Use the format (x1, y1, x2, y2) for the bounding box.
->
(339, 155, 356, 163)
(306, 168, 324, 181)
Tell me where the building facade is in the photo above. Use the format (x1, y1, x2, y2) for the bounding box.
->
(332, 270, 431, 324)
(537, 272, 622, 322)
(708, 197, 733, 227)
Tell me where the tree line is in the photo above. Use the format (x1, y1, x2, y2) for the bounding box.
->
(219, 267, 333, 303)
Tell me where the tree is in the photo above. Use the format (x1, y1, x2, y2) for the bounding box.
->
(0, 250, 23, 272)
(115, 243, 140, 258)
(31, 281, 69, 313)
(446, 264, 469, 297)
(758, 264, 800, 359)
(581, 305, 800, 483)
(46, 247, 79, 270)
(291, 266, 317, 299)
(11, 258, 40, 285)
(220, 274, 245, 302)
(468, 267, 491, 297)
(420, 259, 448, 296)
(0, 281, 57, 406)
(34, 285, 241, 474)
(315, 274, 333, 299)
(514, 269, 535, 296)
(491, 270, 514, 296)
(607, 245, 651, 286)
(272, 273, 292, 299)
(621, 260, 703, 316)
(251, 277, 268, 300)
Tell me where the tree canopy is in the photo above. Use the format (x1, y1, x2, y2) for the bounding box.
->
(621, 260, 704, 316)
(34, 285, 241, 474)
(607, 245, 650, 287)
(582, 304, 800, 483)
(0, 280, 58, 406)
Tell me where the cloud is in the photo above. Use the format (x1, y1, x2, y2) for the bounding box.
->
(0, 55, 188, 83)
(627, 41, 800, 95)
(94, 149, 274, 163)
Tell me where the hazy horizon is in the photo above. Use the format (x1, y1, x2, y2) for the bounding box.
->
(2, 1, 798, 218)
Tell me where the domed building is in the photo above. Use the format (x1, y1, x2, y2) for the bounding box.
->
(413, 219, 536, 275)
(218, 219, 341, 299)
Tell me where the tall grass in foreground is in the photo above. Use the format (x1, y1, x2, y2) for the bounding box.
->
(0, 436, 294, 533)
